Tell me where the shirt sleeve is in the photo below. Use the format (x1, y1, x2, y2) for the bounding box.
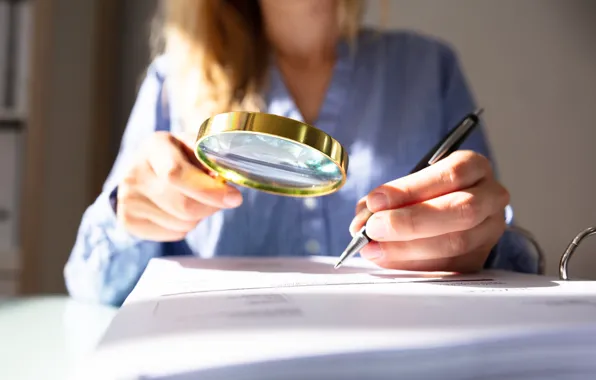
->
(63, 60, 169, 306)
(438, 42, 540, 275)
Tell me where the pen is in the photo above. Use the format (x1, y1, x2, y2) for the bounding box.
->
(334, 108, 485, 269)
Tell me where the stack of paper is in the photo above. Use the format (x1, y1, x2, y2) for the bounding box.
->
(78, 256, 596, 380)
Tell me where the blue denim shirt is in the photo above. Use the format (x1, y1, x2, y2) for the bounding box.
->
(64, 29, 539, 306)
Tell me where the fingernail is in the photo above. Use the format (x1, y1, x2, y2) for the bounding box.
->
(366, 213, 388, 240)
(368, 191, 389, 210)
(223, 191, 242, 207)
(361, 243, 383, 260)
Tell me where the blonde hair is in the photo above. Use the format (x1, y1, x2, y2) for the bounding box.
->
(155, 0, 364, 132)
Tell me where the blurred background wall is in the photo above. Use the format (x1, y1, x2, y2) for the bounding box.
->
(4, 0, 596, 296)
(14, 0, 101, 294)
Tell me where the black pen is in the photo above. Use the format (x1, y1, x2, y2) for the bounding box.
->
(334, 108, 485, 269)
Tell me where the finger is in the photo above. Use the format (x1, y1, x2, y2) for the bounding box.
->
(156, 191, 220, 223)
(147, 133, 243, 209)
(141, 173, 221, 222)
(355, 196, 368, 215)
(365, 179, 509, 242)
(120, 193, 200, 233)
(122, 161, 219, 222)
(366, 150, 493, 213)
(172, 131, 198, 148)
(172, 131, 204, 167)
(360, 214, 505, 272)
(170, 168, 242, 209)
(349, 197, 373, 236)
(117, 213, 188, 242)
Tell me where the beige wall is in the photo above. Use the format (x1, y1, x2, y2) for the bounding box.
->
(363, 0, 596, 279)
(21, 0, 154, 294)
(21, 0, 99, 293)
(21, 0, 149, 294)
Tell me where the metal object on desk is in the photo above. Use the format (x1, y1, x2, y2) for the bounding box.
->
(559, 226, 596, 280)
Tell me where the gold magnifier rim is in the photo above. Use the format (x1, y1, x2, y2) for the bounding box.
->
(194, 111, 349, 197)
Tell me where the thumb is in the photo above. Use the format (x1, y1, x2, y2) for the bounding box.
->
(172, 131, 224, 181)
(174, 132, 198, 150)
(349, 196, 373, 237)
(171, 132, 205, 168)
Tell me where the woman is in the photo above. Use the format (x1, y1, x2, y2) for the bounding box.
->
(64, 0, 539, 306)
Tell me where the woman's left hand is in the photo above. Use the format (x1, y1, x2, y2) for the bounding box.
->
(349, 150, 510, 273)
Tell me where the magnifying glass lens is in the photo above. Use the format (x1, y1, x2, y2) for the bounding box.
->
(198, 132, 343, 190)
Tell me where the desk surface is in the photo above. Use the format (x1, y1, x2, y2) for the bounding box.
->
(0, 296, 117, 380)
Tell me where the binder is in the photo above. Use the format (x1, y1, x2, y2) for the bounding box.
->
(74, 229, 596, 380)
(560, 226, 596, 280)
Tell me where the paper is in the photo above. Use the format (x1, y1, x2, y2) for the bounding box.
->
(81, 256, 596, 380)
(124, 256, 476, 300)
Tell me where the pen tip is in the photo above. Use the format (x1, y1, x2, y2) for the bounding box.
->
(474, 108, 484, 117)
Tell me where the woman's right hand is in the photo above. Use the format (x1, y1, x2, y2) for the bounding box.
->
(116, 131, 243, 241)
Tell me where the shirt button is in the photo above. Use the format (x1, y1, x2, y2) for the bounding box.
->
(303, 198, 318, 210)
(305, 239, 321, 254)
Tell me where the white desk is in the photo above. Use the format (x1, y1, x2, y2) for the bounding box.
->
(0, 296, 117, 380)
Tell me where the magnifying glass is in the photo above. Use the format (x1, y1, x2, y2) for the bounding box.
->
(194, 112, 349, 197)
